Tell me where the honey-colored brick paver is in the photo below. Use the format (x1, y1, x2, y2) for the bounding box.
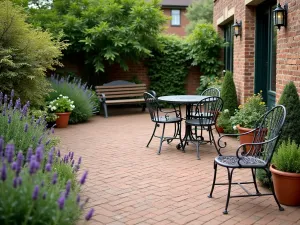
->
(55, 108, 300, 225)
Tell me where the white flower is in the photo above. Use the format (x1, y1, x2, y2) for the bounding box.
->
(224, 109, 229, 113)
(233, 125, 237, 130)
(59, 94, 63, 97)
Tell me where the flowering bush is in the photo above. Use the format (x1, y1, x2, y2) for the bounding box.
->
(230, 92, 267, 129)
(0, 90, 56, 156)
(217, 109, 235, 134)
(48, 76, 96, 124)
(31, 109, 58, 123)
(0, 140, 94, 224)
(48, 95, 75, 113)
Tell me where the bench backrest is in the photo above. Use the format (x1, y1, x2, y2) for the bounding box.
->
(95, 83, 146, 99)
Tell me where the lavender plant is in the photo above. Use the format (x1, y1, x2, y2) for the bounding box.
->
(0, 90, 56, 156)
(0, 140, 94, 225)
(48, 75, 97, 124)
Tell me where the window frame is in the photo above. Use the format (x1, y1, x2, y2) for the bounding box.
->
(171, 9, 181, 27)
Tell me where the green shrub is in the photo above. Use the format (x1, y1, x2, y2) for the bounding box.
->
(197, 74, 224, 94)
(220, 71, 238, 116)
(48, 76, 94, 124)
(0, 91, 55, 156)
(147, 35, 189, 96)
(278, 81, 300, 145)
(217, 109, 235, 134)
(0, 141, 94, 225)
(272, 139, 300, 173)
(0, 0, 66, 106)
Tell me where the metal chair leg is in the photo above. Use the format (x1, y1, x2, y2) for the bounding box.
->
(209, 126, 218, 152)
(178, 122, 184, 151)
(208, 161, 218, 198)
(157, 123, 166, 155)
(265, 168, 284, 211)
(196, 141, 200, 160)
(224, 168, 235, 214)
(147, 123, 158, 147)
(251, 168, 260, 194)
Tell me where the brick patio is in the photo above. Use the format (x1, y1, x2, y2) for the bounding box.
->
(55, 108, 300, 225)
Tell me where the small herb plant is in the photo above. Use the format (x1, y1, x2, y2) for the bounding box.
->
(217, 109, 235, 134)
(272, 140, 300, 173)
(230, 92, 267, 129)
(48, 95, 75, 113)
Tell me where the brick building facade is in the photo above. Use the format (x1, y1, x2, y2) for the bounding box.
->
(214, 0, 300, 107)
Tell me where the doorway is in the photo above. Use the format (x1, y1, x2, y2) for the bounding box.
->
(255, 0, 277, 108)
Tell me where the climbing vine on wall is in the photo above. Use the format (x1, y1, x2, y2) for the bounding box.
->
(147, 35, 189, 97)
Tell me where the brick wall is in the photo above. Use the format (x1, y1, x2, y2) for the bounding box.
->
(214, 0, 300, 103)
(163, 8, 189, 36)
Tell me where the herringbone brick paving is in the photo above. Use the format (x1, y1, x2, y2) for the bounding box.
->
(55, 108, 300, 225)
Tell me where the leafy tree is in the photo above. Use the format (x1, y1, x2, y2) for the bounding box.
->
(278, 81, 300, 145)
(0, 0, 66, 106)
(220, 71, 238, 116)
(185, 0, 213, 33)
(13, 0, 167, 72)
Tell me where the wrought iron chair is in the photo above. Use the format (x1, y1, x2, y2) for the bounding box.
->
(201, 87, 220, 97)
(208, 105, 286, 214)
(144, 91, 183, 155)
(183, 96, 223, 159)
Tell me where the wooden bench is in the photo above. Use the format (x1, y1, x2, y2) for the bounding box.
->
(95, 80, 147, 118)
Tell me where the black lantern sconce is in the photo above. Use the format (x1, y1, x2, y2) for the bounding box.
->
(273, 3, 288, 30)
(232, 20, 242, 38)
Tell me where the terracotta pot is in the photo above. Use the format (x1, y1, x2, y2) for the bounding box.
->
(55, 112, 71, 128)
(270, 164, 300, 206)
(215, 124, 224, 133)
(236, 125, 267, 153)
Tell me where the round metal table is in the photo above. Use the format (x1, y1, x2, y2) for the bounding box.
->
(158, 95, 210, 104)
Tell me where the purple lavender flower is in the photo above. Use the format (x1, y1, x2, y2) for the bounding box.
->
(71, 159, 74, 167)
(24, 123, 29, 132)
(26, 147, 33, 162)
(11, 162, 17, 170)
(8, 100, 13, 110)
(45, 163, 51, 172)
(1, 163, 7, 181)
(14, 98, 21, 110)
(57, 149, 61, 157)
(65, 180, 71, 198)
(57, 193, 65, 210)
(43, 192, 47, 200)
(38, 136, 43, 145)
(4, 94, 7, 104)
(48, 151, 53, 164)
(36, 118, 40, 125)
(35, 145, 44, 163)
(2, 109, 6, 116)
(16, 151, 24, 172)
(80, 171, 88, 185)
(64, 155, 69, 164)
(51, 127, 55, 134)
(13, 177, 18, 188)
(78, 157, 82, 165)
(8, 115, 12, 124)
(70, 152, 74, 160)
(18, 177, 22, 186)
(76, 195, 80, 204)
(85, 208, 94, 221)
(32, 185, 39, 200)
(5, 144, 14, 163)
(52, 172, 58, 185)
(29, 155, 39, 175)
(45, 139, 50, 146)
(10, 90, 14, 99)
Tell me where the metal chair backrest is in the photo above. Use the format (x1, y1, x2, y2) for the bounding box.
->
(201, 88, 220, 97)
(246, 105, 286, 164)
(190, 96, 223, 124)
(143, 91, 160, 122)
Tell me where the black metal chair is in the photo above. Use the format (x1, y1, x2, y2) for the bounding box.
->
(201, 87, 220, 97)
(208, 105, 286, 214)
(144, 91, 183, 155)
(183, 96, 223, 159)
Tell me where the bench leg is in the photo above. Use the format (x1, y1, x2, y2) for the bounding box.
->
(142, 104, 146, 112)
(102, 102, 108, 118)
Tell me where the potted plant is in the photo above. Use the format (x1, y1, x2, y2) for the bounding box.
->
(270, 139, 300, 206)
(230, 92, 267, 151)
(217, 109, 235, 134)
(48, 94, 75, 128)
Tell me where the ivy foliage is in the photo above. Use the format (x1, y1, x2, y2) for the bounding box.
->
(186, 24, 226, 79)
(147, 35, 189, 97)
(278, 81, 300, 145)
(14, 0, 167, 73)
(0, 0, 66, 106)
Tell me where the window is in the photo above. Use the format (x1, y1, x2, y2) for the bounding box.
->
(171, 9, 181, 26)
(224, 22, 234, 72)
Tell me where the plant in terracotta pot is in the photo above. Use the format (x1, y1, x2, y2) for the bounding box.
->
(217, 109, 235, 134)
(230, 92, 267, 151)
(48, 94, 75, 128)
(270, 139, 300, 206)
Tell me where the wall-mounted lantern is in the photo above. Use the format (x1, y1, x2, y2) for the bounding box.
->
(273, 3, 288, 30)
(232, 20, 242, 38)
